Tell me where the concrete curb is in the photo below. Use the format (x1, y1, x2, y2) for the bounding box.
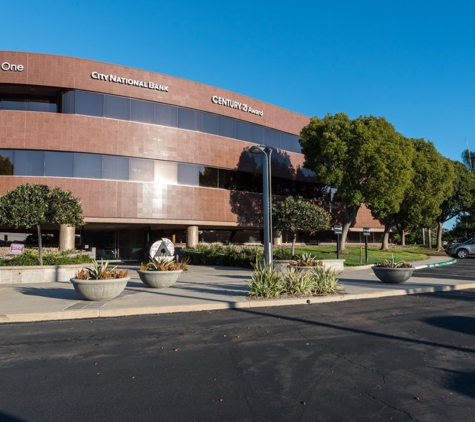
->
(0, 257, 462, 324)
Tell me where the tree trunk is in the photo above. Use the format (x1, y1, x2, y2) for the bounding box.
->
(339, 205, 360, 254)
(436, 220, 444, 251)
(380, 221, 392, 251)
(37, 224, 43, 265)
(401, 228, 406, 246)
(291, 233, 297, 257)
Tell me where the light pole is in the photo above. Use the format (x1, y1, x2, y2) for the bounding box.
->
(249, 145, 273, 266)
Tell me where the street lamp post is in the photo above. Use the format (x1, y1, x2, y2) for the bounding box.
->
(249, 145, 273, 266)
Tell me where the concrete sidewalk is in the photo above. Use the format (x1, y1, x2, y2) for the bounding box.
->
(0, 256, 471, 324)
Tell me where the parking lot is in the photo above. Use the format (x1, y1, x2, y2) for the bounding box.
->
(414, 257, 475, 281)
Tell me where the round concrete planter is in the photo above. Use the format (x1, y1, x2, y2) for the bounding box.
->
(70, 277, 130, 301)
(137, 270, 183, 288)
(372, 266, 414, 284)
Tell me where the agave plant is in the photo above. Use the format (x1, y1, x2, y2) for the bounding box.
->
(373, 255, 412, 268)
(75, 259, 129, 280)
(140, 255, 189, 271)
(290, 252, 323, 267)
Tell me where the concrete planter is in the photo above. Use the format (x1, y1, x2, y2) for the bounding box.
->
(372, 266, 414, 284)
(137, 270, 183, 288)
(0, 264, 86, 284)
(273, 259, 345, 272)
(70, 277, 130, 301)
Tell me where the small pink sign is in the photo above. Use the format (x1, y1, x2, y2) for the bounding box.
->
(10, 243, 24, 255)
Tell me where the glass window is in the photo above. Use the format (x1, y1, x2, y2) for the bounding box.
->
(177, 163, 199, 186)
(218, 116, 236, 139)
(74, 153, 102, 179)
(265, 128, 280, 149)
(29, 100, 57, 113)
(218, 169, 236, 190)
(234, 171, 261, 193)
(75, 91, 104, 117)
(178, 108, 199, 131)
(199, 166, 218, 188)
(202, 112, 220, 136)
(251, 124, 265, 143)
(281, 133, 301, 153)
(61, 91, 75, 113)
(154, 161, 177, 184)
(103, 155, 129, 180)
(14, 150, 45, 176)
(155, 103, 177, 127)
(0, 150, 14, 175)
(131, 99, 154, 124)
(2, 99, 28, 111)
(236, 121, 252, 142)
(129, 158, 154, 182)
(45, 152, 74, 177)
(104, 95, 130, 120)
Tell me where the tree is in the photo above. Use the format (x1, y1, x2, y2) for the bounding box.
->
(461, 149, 475, 173)
(392, 140, 454, 247)
(272, 196, 331, 256)
(0, 184, 85, 264)
(436, 160, 475, 249)
(301, 113, 414, 253)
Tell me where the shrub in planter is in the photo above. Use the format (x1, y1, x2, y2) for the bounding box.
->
(71, 259, 130, 301)
(247, 261, 281, 298)
(281, 267, 313, 295)
(309, 267, 343, 295)
(138, 256, 189, 288)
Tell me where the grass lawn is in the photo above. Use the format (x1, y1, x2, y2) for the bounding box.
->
(287, 245, 447, 267)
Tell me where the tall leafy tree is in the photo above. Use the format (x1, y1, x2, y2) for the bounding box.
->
(272, 196, 331, 256)
(461, 149, 475, 173)
(356, 119, 415, 251)
(0, 184, 84, 264)
(301, 113, 414, 253)
(436, 160, 475, 249)
(393, 140, 454, 246)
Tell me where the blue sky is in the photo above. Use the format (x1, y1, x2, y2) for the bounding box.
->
(3, 0, 475, 162)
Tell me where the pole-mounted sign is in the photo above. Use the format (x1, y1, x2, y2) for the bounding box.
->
(363, 228, 370, 262)
(334, 225, 342, 259)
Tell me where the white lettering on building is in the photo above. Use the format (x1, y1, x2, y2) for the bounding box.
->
(1, 62, 24, 72)
(211, 95, 263, 117)
(91, 72, 169, 92)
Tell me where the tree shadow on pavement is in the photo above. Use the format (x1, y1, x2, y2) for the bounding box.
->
(424, 316, 475, 336)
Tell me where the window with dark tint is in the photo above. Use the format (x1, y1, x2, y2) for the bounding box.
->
(74, 153, 102, 179)
(202, 112, 220, 136)
(1, 99, 27, 110)
(155, 103, 177, 127)
(218, 168, 236, 190)
(234, 171, 261, 193)
(131, 99, 154, 124)
(177, 163, 199, 186)
(61, 91, 75, 113)
(219, 116, 236, 139)
(236, 120, 252, 142)
(104, 95, 131, 120)
(75, 91, 104, 117)
(199, 166, 218, 187)
(29, 100, 57, 113)
(45, 152, 74, 177)
(0, 150, 14, 175)
(14, 150, 45, 176)
(178, 108, 199, 131)
(103, 155, 129, 180)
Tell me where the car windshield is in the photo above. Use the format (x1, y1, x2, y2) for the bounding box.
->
(462, 238, 475, 244)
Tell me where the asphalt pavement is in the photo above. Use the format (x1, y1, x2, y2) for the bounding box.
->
(1, 281, 475, 422)
(0, 255, 474, 324)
